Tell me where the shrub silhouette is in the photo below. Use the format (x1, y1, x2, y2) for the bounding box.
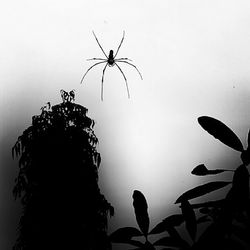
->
(109, 116, 250, 250)
(12, 90, 114, 250)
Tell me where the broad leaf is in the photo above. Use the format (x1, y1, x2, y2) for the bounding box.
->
(198, 116, 244, 152)
(181, 200, 197, 242)
(175, 181, 231, 204)
(133, 190, 150, 237)
(191, 164, 228, 176)
(149, 214, 184, 235)
(109, 227, 142, 243)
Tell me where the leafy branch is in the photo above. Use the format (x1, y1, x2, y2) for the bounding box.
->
(109, 116, 250, 250)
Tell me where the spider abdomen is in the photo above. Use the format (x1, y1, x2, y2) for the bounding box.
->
(108, 61, 115, 66)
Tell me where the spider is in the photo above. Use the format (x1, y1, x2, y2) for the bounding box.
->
(80, 31, 143, 101)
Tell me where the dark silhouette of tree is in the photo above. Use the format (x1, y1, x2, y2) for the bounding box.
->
(12, 90, 114, 250)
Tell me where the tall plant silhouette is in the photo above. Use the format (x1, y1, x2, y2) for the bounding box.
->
(109, 116, 250, 250)
(12, 90, 114, 250)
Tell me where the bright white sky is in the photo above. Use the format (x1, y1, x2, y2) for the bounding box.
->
(1, 0, 250, 249)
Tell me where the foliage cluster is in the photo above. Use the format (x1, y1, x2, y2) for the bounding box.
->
(109, 116, 250, 250)
(12, 90, 114, 250)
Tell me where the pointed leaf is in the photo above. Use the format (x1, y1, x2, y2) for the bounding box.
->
(162, 214, 184, 227)
(191, 164, 228, 176)
(191, 164, 208, 175)
(198, 116, 244, 152)
(181, 199, 197, 242)
(149, 214, 184, 234)
(109, 227, 142, 243)
(175, 181, 231, 204)
(133, 190, 150, 237)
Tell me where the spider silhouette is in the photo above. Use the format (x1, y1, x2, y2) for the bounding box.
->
(80, 31, 143, 100)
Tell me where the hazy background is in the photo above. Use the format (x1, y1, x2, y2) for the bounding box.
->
(1, 0, 250, 249)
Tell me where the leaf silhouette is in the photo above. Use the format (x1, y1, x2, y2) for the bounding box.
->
(190, 199, 225, 209)
(226, 164, 249, 211)
(175, 181, 231, 204)
(149, 214, 184, 234)
(232, 164, 249, 191)
(133, 190, 150, 237)
(109, 227, 142, 243)
(198, 116, 244, 152)
(191, 164, 229, 176)
(181, 199, 197, 242)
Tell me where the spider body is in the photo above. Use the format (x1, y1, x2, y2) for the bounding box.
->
(81, 31, 142, 101)
(107, 50, 115, 66)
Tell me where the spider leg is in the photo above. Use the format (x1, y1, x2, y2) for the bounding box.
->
(114, 62, 130, 99)
(101, 63, 108, 101)
(115, 57, 133, 61)
(114, 31, 125, 58)
(80, 61, 106, 84)
(87, 58, 107, 61)
(92, 31, 108, 59)
(115, 60, 143, 80)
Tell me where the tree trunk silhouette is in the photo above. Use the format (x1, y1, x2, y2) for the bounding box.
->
(12, 90, 114, 250)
